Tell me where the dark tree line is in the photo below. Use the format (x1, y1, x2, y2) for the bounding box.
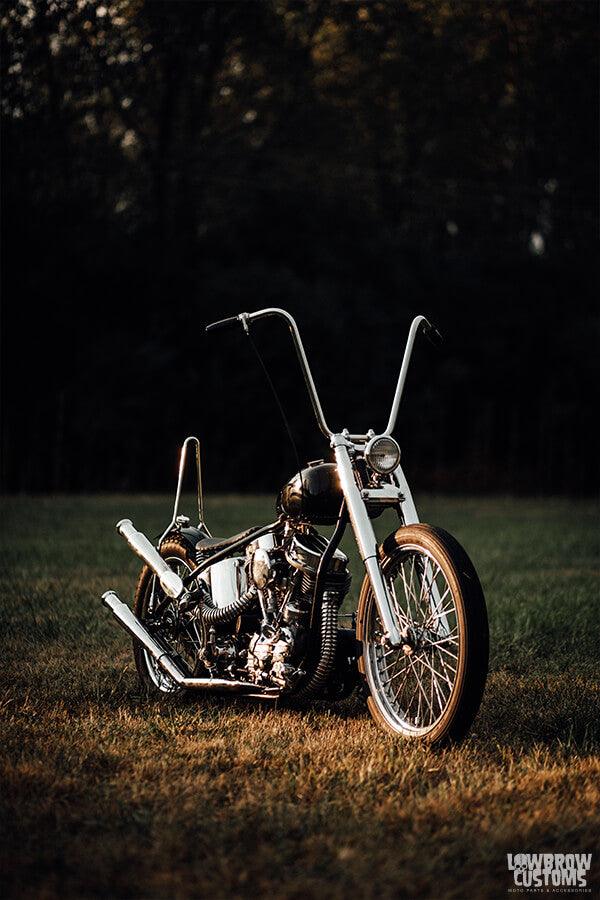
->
(1, 0, 598, 495)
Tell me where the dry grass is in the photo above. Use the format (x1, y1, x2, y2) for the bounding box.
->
(1, 494, 599, 899)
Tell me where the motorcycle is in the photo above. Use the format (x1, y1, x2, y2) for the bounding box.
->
(102, 308, 488, 745)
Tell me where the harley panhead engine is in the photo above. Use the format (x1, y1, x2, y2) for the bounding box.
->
(195, 529, 350, 691)
(243, 530, 351, 690)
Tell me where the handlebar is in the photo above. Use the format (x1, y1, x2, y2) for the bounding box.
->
(422, 321, 444, 348)
(205, 307, 441, 439)
(205, 315, 240, 332)
(206, 308, 333, 436)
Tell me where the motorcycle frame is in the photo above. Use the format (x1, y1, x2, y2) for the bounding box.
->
(212, 308, 432, 648)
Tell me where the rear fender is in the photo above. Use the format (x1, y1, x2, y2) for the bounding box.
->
(164, 525, 210, 555)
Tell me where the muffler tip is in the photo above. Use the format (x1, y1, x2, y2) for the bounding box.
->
(102, 590, 120, 610)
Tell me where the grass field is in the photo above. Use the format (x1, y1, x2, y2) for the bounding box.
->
(1, 494, 599, 899)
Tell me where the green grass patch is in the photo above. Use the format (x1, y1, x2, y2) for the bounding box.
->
(1, 494, 599, 899)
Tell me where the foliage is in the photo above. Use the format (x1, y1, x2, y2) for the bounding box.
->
(1, 1, 598, 492)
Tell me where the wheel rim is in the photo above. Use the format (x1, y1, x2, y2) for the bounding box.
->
(364, 545, 461, 736)
(142, 645, 180, 693)
(142, 554, 198, 693)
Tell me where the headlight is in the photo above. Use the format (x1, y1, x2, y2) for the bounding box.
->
(365, 435, 401, 475)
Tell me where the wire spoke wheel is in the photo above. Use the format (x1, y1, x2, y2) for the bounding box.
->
(367, 552, 459, 732)
(133, 540, 201, 695)
(357, 524, 488, 745)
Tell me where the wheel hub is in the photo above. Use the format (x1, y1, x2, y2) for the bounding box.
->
(393, 624, 442, 658)
(400, 624, 417, 656)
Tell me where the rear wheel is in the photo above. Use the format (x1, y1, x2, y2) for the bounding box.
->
(133, 539, 202, 695)
(356, 524, 488, 744)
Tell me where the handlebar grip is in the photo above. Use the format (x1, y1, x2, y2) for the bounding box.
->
(205, 315, 240, 333)
(422, 322, 444, 348)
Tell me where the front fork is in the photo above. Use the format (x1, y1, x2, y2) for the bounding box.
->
(333, 437, 411, 647)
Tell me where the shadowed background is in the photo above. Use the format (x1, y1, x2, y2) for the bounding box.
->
(2, 0, 598, 496)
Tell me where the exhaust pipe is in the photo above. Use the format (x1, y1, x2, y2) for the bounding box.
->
(116, 519, 184, 599)
(102, 590, 275, 694)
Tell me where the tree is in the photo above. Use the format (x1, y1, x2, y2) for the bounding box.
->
(2, 0, 598, 493)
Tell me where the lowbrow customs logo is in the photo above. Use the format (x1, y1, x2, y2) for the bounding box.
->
(507, 853, 592, 892)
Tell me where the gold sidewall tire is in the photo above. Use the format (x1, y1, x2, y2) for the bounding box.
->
(356, 524, 489, 745)
(133, 539, 197, 696)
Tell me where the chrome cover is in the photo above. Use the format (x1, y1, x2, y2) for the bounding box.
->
(286, 532, 348, 575)
(201, 556, 246, 608)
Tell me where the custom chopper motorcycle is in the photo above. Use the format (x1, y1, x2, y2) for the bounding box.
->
(102, 308, 488, 745)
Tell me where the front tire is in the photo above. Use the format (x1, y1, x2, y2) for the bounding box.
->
(356, 524, 488, 744)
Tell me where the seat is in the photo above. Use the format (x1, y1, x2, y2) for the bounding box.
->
(195, 525, 264, 553)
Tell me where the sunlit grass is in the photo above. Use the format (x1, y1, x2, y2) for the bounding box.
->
(1, 494, 599, 899)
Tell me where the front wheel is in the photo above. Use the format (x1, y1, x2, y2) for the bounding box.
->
(356, 524, 488, 745)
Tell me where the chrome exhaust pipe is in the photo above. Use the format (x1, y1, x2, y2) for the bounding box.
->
(103, 590, 186, 683)
(116, 519, 184, 599)
(102, 591, 275, 695)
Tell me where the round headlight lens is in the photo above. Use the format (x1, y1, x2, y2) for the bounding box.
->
(365, 435, 401, 474)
